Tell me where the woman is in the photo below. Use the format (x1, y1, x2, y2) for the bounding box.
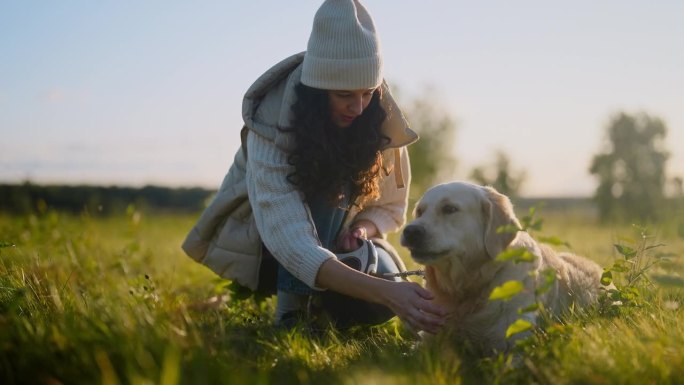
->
(182, 0, 446, 333)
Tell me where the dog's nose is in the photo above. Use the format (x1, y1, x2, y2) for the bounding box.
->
(401, 224, 425, 246)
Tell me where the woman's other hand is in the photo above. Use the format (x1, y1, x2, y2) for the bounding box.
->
(337, 219, 378, 252)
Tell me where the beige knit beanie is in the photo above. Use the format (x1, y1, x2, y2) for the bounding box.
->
(301, 0, 383, 90)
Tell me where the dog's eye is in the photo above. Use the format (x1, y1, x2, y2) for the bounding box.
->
(415, 208, 424, 218)
(442, 205, 459, 214)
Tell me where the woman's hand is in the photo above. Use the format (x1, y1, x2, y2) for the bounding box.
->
(337, 220, 378, 252)
(316, 259, 447, 333)
(378, 280, 447, 334)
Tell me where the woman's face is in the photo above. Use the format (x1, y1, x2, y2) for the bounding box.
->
(327, 88, 377, 128)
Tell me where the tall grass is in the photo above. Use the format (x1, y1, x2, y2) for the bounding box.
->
(0, 207, 682, 384)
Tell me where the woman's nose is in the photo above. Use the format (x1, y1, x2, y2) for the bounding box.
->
(349, 96, 364, 115)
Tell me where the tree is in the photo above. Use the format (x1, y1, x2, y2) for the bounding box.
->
(589, 112, 669, 223)
(469, 150, 526, 197)
(401, 88, 458, 198)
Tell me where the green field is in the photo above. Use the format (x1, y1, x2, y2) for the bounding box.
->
(1, 206, 683, 385)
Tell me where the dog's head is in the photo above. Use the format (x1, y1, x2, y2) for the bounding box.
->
(401, 182, 521, 266)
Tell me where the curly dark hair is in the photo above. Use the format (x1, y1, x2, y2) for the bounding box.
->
(283, 83, 390, 207)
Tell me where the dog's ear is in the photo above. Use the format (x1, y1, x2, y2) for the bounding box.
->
(481, 186, 521, 259)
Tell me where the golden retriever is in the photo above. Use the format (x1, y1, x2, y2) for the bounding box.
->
(401, 181, 606, 353)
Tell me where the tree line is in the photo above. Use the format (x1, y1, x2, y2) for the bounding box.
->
(0, 183, 214, 215)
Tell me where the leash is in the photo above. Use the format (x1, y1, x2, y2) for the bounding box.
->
(381, 269, 425, 278)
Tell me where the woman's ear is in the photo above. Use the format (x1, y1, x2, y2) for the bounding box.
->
(481, 186, 521, 259)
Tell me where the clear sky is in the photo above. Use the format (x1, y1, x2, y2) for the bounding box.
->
(1, 1, 682, 197)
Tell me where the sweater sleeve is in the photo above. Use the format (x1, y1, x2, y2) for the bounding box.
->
(245, 132, 335, 289)
(353, 146, 411, 235)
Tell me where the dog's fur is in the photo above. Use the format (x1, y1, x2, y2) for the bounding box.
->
(401, 181, 606, 353)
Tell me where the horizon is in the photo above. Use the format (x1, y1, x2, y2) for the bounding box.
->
(0, 181, 602, 201)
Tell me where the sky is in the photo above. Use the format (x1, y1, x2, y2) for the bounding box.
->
(1, 0, 682, 197)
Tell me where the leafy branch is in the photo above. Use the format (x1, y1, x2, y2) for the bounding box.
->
(600, 225, 681, 315)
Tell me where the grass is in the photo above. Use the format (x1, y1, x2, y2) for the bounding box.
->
(1, 206, 683, 385)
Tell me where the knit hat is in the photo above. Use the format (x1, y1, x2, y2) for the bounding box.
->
(301, 0, 383, 90)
